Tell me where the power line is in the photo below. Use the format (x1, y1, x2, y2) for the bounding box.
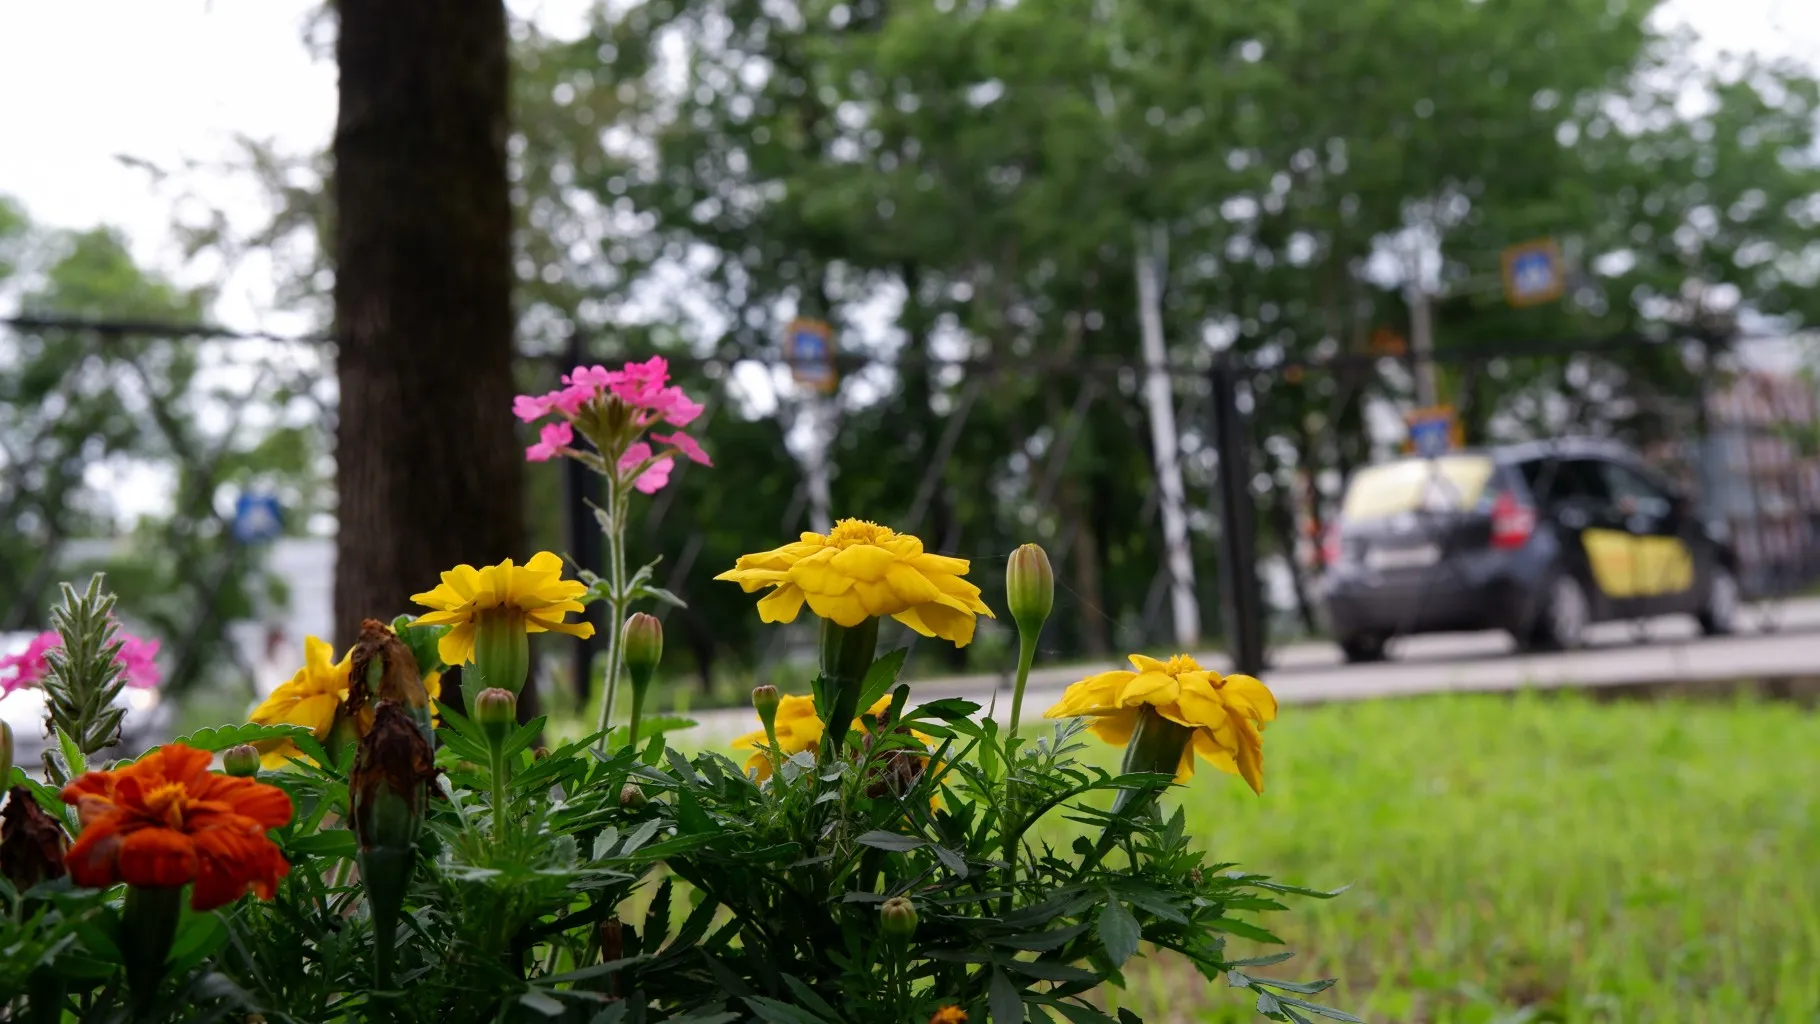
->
(3, 311, 1807, 378)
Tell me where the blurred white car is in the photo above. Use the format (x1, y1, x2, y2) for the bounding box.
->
(1, 631, 173, 772)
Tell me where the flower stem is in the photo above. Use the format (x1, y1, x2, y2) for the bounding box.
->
(626, 681, 647, 751)
(595, 478, 630, 752)
(489, 746, 511, 852)
(817, 617, 880, 763)
(121, 884, 181, 1014)
(1005, 629, 1040, 741)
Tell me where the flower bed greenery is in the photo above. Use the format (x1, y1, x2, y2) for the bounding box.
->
(0, 358, 1346, 1023)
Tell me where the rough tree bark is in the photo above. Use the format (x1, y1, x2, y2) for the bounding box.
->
(332, 0, 523, 712)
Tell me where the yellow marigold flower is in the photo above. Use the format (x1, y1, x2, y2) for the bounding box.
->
(1044, 654, 1277, 794)
(930, 1008, 969, 1024)
(716, 519, 994, 647)
(732, 695, 919, 781)
(409, 551, 596, 666)
(249, 637, 444, 768)
(249, 636, 349, 767)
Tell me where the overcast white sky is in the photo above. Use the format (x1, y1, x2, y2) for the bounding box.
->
(0, 0, 1816, 331)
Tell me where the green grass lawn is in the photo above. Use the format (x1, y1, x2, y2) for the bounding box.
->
(1109, 692, 1820, 1024)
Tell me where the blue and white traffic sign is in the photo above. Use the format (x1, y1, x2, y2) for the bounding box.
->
(1500, 240, 1565, 308)
(784, 318, 837, 393)
(233, 493, 284, 544)
(1405, 406, 1459, 457)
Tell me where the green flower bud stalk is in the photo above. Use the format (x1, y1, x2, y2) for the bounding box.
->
(817, 616, 880, 761)
(350, 619, 435, 745)
(751, 684, 783, 771)
(1, 785, 68, 892)
(350, 702, 437, 990)
(471, 687, 518, 848)
(470, 607, 530, 703)
(0, 721, 11, 786)
(879, 895, 919, 940)
(1004, 543, 1054, 741)
(619, 783, 647, 810)
(221, 744, 261, 778)
(621, 613, 663, 749)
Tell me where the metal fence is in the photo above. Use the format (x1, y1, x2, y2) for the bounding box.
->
(4, 313, 1817, 698)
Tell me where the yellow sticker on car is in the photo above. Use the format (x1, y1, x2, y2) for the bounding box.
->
(1583, 529, 1639, 598)
(1634, 536, 1694, 595)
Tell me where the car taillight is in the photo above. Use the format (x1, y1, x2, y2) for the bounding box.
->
(1321, 522, 1343, 566)
(1490, 491, 1536, 549)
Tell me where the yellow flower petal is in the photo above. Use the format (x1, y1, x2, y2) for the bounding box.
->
(719, 519, 993, 647)
(756, 585, 807, 623)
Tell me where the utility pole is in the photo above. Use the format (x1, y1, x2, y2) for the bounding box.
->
(1134, 225, 1201, 648)
(1404, 240, 1440, 409)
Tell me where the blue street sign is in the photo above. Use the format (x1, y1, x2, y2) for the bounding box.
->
(784, 318, 837, 392)
(1500, 240, 1565, 307)
(1405, 406, 1458, 457)
(233, 493, 284, 545)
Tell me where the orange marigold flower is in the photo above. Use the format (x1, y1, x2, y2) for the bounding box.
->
(930, 1008, 969, 1024)
(60, 743, 294, 911)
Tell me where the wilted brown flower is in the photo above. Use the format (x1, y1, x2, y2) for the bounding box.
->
(1, 785, 69, 891)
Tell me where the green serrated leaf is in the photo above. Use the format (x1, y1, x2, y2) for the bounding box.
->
(855, 830, 926, 853)
(638, 585, 688, 609)
(990, 968, 1025, 1023)
(743, 994, 831, 1024)
(1098, 900, 1141, 967)
(1005, 959, 1099, 984)
(1270, 995, 1364, 1023)
(172, 722, 315, 753)
(1208, 918, 1284, 945)
(519, 990, 566, 1016)
(1044, 1000, 1120, 1024)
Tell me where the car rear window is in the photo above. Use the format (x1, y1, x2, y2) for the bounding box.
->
(1341, 455, 1497, 520)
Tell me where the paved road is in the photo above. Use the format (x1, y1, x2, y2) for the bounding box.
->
(684, 598, 1820, 741)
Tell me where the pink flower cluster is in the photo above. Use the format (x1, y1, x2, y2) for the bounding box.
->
(514, 356, 713, 493)
(0, 628, 162, 697)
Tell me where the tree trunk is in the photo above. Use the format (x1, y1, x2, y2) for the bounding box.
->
(332, 0, 522, 715)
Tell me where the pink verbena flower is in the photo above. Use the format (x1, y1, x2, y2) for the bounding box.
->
(526, 421, 573, 462)
(514, 356, 711, 474)
(0, 631, 60, 696)
(115, 634, 162, 690)
(0, 627, 162, 696)
(619, 442, 675, 494)
(652, 431, 713, 467)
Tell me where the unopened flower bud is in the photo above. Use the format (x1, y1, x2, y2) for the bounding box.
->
(879, 895, 918, 939)
(473, 687, 517, 744)
(533, 746, 551, 761)
(622, 613, 663, 685)
(1006, 543, 1055, 635)
(619, 783, 647, 809)
(751, 684, 781, 730)
(222, 744, 261, 777)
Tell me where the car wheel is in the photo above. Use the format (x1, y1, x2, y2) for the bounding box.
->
(1339, 632, 1390, 664)
(1698, 565, 1740, 636)
(1526, 573, 1590, 652)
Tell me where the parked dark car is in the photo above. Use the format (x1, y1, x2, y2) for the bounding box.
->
(1317, 438, 1741, 663)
